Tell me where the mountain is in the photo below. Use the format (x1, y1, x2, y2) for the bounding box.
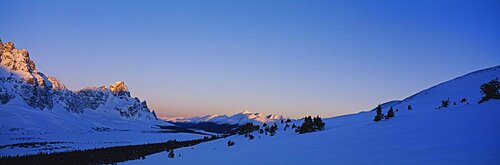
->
(126, 65, 500, 165)
(0, 40, 206, 156)
(165, 110, 287, 125)
(0, 40, 157, 119)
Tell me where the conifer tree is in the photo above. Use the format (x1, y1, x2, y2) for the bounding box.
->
(479, 78, 500, 103)
(168, 149, 175, 158)
(386, 106, 395, 119)
(373, 104, 383, 122)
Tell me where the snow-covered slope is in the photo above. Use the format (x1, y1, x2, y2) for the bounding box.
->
(165, 111, 286, 125)
(125, 65, 500, 165)
(0, 41, 205, 156)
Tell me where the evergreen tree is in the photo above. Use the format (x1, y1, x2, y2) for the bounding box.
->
(461, 98, 467, 103)
(269, 124, 277, 136)
(313, 116, 325, 130)
(408, 105, 412, 110)
(227, 140, 235, 146)
(441, 99, 450, 108)
(479, 78, 500, 103)
(168, 149, 175, 158)
(238, 123, 258, 135)
(386, 106, 395, 119)
(296, 116, 325, 133)
(373, 104, 383, 122)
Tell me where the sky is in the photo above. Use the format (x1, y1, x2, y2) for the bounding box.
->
(0, 0, 499, 118)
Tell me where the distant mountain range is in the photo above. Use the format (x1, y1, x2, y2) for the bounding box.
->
(163, 110, 287, 125)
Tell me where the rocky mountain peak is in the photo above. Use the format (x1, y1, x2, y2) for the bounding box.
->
(1, 41, 36, 73)
(110, 81, 129, 93)
(109, 81, 130, 97)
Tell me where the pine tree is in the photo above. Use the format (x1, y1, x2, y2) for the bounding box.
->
(296, 116, 325, 133)
(313, 116, 325, 130)
(227, 140, 235, 146)
(386, 106, 395, 119)
(408, 105, 412, 110)
(373, 104, 383, 122)
(479, 78, 500, 103)
(168, 149, 175, 158)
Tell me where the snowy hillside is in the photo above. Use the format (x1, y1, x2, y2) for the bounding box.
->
(165, 110, 287, 125)
(0, 41, 207, 156)
(125, 65, 500, 165)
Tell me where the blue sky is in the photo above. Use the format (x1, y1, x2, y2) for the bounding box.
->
(1, 0, 499, 118)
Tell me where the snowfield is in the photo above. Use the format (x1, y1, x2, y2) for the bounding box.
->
(0, 41, 209, 156)
(0, 100, 208, 156)
(124, 66, 500, 165)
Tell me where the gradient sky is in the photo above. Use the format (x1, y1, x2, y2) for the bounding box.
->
(1, 0, 499, 118)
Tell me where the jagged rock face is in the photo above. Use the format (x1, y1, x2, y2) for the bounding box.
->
(47, 76, 66, 90)
(0, 40, 156, 120)
(109, 81, 130, 97)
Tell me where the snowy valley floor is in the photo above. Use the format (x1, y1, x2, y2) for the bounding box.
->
(124, 101, 500, 165)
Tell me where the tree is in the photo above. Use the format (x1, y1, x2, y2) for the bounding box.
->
(248, 134, 254, 140)
(227, 140, 235, 146)
(285, 118, 292, 123)
(168, 149, 175, 158)
(441, 99, 450, 108)
(373, 104, 384, 122)
(238, 123, 258, 135)
(269, 124, 277, 136)
(408, 105, 412, 110)
(479, 78, 500, 103)
(313, 116, 325, 130)
(461, 98, 467, 103)
(296, 116, 325, 133)
(291, 123, 296, 129)
(385, 106, 395, 119)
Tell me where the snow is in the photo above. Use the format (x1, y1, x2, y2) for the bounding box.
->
(0, 43, 209, 156)
(124, 66, 500, 165)
(0, 99, 207, 156)
(165, 111, 286, 125)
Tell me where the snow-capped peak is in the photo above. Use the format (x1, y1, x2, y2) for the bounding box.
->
(0, 40, 157, 120)
(109, 81, 129, 93)
(165, 110, 287, 125)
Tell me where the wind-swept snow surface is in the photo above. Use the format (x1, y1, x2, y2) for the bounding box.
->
(125, 65, 500, 165)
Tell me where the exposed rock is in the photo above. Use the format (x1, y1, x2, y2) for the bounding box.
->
(109, 81, 130, 97)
